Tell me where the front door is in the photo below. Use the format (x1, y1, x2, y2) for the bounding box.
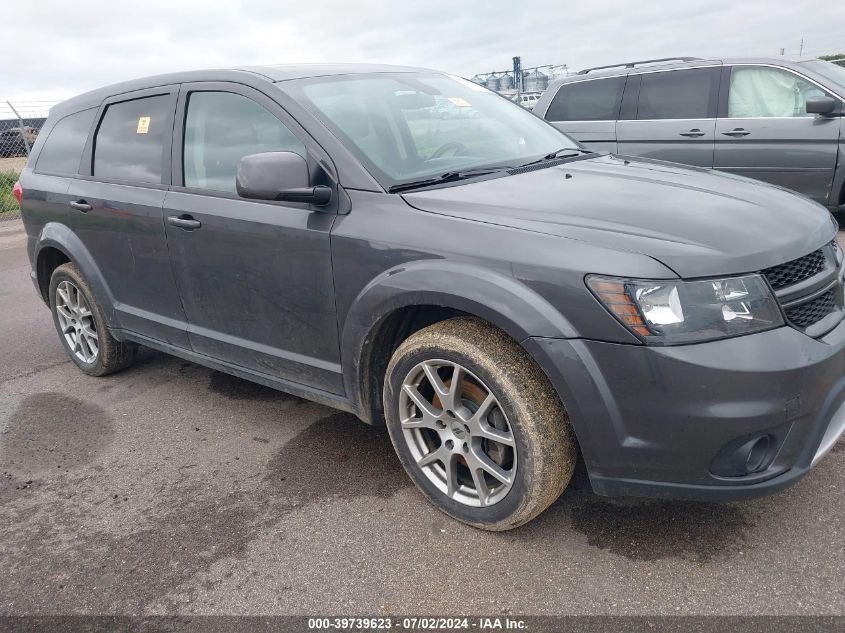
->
(162, 83, 343, 394)
(616, 67, 721, 168)
(713, 64, 842, 204)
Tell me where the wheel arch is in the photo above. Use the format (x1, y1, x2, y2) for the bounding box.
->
(341, 260, 578, 425)
(34, 222, 117, 324)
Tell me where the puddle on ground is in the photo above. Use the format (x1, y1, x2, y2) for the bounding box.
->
(0, 392, 114, 477)
(569, 495, 753, 563)
(264, 411, 409, 501)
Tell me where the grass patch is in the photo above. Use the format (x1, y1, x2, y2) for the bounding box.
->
(0, 170, 20, 216)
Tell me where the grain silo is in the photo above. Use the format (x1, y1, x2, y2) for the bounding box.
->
(523, 69, 549, 93)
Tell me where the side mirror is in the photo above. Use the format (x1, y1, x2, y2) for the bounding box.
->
(806, 96, 838, 115)
(236, 152, 332, 205)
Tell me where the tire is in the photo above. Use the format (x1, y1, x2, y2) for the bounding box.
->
(383, 317, 577, 530)
(49, 262, 137, 376)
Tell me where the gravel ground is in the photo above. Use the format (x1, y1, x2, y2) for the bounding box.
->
(0, 221, 843, 616)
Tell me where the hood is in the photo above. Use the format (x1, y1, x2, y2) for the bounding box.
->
(402, 154, 836, 278)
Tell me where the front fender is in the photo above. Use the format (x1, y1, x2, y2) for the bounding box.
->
(341, 259, 578, 420)
(35, 222, 117, 325)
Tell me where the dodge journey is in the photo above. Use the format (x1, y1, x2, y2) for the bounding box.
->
(17, 63, 845, 530)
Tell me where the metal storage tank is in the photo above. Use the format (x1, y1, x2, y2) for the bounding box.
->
(498, 72, 514, 90)
(470, 74, 486, 85)
(523, 69, 549, 92)
(485, 74, 501, 91)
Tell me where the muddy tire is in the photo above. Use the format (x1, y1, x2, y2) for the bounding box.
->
(383, 317, 577, 530)
(49, 262, 137, 376)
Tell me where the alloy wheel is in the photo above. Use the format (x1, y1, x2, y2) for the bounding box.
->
(399, 359, 517, 507)
(55, 280, 99, 364)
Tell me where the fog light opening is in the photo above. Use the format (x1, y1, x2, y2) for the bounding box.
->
(745, 435, 771, 474)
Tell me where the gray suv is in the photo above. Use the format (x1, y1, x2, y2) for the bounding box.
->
(17, 64, 845, 530)
(535, 57, 845, 211)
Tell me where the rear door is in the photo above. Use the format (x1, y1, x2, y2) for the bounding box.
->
(616, 66, 720, 167)
(162, 82, 342, 393)
(713, 64, 842, 204)
(68, 87, 189, 347)
(541, 76, 626, 152)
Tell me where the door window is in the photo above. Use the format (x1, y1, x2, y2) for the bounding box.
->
(93, 95, 171, 183)
(728, 66, 827, 118)
(636, 68, 716, 120)
(35, 108, 96, 175)
(545, 77, 626, 121)
(183, 91, 305, 194)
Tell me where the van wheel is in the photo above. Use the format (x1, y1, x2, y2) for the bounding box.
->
(383, 317, 577, 531)
(49, 263, 137, 376)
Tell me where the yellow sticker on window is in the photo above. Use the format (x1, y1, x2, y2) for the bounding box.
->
(448, 97, 471, 107)
(136, 116, 151, 134)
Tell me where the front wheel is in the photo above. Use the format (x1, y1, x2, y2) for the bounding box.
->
(383, 317, 577, 530)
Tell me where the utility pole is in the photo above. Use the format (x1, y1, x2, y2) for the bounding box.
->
(799, 38, 804, 56)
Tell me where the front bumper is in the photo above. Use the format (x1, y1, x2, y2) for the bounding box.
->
(525, 317, 845, 501)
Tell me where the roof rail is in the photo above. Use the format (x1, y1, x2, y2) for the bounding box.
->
(577, 57, 702, 75)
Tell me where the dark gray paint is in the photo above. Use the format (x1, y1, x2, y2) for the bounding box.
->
(17, 63, 845, 503)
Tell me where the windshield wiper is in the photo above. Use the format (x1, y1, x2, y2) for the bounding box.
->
(388, 166, 512, 193)
(516, 147, 593, 169)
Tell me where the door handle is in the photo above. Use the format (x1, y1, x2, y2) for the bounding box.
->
(722, 128, 750, 137)
(679, 129, 706, 137)
(68, 200, 92, 212)
(167, 215, 202, 230)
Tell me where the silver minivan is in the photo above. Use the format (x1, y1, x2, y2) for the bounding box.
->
(534, 57, 845, 212)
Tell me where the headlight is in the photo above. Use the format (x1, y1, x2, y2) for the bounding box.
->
(587, 274, 784, 344)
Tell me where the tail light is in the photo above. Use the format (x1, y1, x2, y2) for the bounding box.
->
(12, 181, 22, 205)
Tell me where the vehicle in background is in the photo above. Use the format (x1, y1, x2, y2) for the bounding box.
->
(0, 126, 38, 157)
(511, 92, 541, 109)
(534, 57, 845, 212)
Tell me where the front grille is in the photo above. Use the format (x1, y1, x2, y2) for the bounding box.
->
(785, 289, 836, 329)
(762, 249, 825, 290)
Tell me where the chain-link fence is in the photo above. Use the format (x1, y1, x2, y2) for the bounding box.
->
(1, 100, 56, 222)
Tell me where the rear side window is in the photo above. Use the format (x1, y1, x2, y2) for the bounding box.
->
(636, 68, 716, 120)
(93, 95, 170, 183)
(545, 77, 626, 121)
(183, 91, 305, 194)
(35, 108, 95, 175)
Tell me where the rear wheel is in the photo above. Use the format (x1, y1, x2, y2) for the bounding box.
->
(383, 317, 577, 530)
(49, 263, 137, 376)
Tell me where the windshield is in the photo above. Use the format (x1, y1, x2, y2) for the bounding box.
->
(797, 60, 845, 90)
(285, 72, 578, 189)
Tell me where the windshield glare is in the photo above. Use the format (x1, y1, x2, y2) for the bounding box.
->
(291, 73, 578, 188)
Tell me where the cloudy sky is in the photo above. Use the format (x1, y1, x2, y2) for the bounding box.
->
(2, 0, 844, 103)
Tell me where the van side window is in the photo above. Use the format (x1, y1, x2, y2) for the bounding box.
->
(35, 108, 96, 175)
(728, 67, 827, 118)
(545, 77, 625, 122)
(183, 91, 306, 194)
(636, 68, 716, 120)
(93, 95, 170, 183)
